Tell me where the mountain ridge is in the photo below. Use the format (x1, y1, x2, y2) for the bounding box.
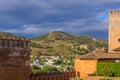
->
(0, 31, 108, 56)
(0, 32, 23, 38)
(31, 31, 108, 56)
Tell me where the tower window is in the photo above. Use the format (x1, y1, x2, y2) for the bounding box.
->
(118, 38, 120, 42)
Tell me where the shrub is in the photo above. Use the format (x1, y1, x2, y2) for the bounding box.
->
(97, 62, 120, 77)
(43, 65, 59, 73)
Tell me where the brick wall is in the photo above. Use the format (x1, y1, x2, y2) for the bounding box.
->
(30, 71, 77, 80)
(0, 37, 30, 80)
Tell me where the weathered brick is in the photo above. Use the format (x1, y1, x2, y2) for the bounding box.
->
(0, 38, 30, 80)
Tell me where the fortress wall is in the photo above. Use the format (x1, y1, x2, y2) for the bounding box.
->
(30, 71, 76, 80)
(0, 37, 30, 80)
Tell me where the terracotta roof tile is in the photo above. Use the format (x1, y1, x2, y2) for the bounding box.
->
(113, 47, 120, 51)
(79, 53, 120, 60)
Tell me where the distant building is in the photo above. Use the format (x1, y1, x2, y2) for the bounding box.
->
(51, 56, 59, 61)
(80, 45, 88, 49)
(93, 47, 106, 53)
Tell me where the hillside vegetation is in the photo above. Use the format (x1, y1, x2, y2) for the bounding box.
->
(0, 31, 108, 56)
(31, 31, 108, 56)
(0, 32, 22, 38)
(97, 62, 120, 77)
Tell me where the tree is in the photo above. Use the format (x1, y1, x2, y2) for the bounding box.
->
(30, 65, 43, 74)
(43, 65, 59, 73)
(30, 66, 35, 74)
(53, 60, 62, 65)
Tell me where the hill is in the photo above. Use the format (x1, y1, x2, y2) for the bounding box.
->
(0, 32, 21, 38)
(0, 31, 108, 56)
(31, 31, 108, 56)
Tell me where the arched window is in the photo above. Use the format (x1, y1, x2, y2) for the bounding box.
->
(77, 72, 80, 77)
(118, 38, 120, 43)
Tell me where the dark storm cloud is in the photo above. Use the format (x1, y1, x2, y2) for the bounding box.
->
(0, 0, 120, 39)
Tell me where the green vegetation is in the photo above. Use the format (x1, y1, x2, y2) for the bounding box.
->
(97, 62, 120, 77)
(30, 65, 60, 74)
(43, 65, 59, 73)
(30, 31, 108, 74)
(0, 31, 108, 56)
(30, 66, 44, 74)
(0, 32, 22, 38)
(30, 41, 43, 48)
(30, 54, 74, 74)
(31, 31, 108, 56)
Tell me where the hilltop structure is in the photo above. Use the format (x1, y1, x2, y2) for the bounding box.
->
(0, 37, 30, 80)
(75, 10, 120, 80)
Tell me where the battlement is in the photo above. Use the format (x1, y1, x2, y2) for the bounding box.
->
(0, 37, 30, 50)
(109, 10, 120, 15)
(0, 37, 30, 80)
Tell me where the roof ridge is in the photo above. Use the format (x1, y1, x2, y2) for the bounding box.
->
(94, 52, 99, 59)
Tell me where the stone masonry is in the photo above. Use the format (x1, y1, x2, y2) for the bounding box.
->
(0, 37, 30, 80)
(109, 10, 120, 53)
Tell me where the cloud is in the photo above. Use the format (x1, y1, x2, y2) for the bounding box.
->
(0, 0, 120, 39)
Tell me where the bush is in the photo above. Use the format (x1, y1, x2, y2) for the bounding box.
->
(43, 65, 60, 73)
(30, 66, 35, 74)
(30, 42, 43, 48)
(97, 62, 120, 77)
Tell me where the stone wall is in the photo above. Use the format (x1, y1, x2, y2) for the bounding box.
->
(0, 37, 30, 80)
(109, 10, 120, 53)
(30, 71, 76, 80)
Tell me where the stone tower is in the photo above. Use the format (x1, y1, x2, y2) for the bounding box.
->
(109, 10, 120, 53)
(0, 37, 30, 80)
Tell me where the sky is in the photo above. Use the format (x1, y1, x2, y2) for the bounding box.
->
(0, 0, 120, 40)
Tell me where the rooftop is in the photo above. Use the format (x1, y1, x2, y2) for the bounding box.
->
(113, 47, 120, 51)
(79, 53, 120, 60)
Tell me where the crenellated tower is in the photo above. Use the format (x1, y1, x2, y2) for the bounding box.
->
(109, 10, 120, 53)
(0, 37, 30, 80)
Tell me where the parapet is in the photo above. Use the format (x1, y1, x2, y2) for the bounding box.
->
(0, 36, 30, 80)
(0, 36, 30, 50)
(109, 10, 120, 16)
